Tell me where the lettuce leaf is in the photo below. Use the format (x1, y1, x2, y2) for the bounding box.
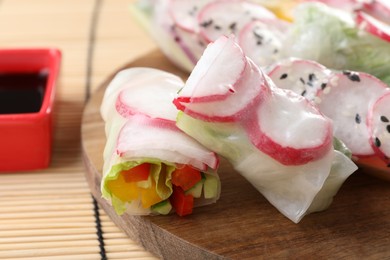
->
(286, 2, 390, 85)
(101, 158, 176, 215)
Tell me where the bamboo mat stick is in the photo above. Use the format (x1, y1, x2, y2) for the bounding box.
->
(0, 216, 95, 225)
(0, 204, 93, 213)
(0, 240, 99, 251)
(0, 172, 85, 181)
(0, 232, 127, 244)
(0, 182, 88, 191)
(1, 245, 155, 258)
(0, 188, 90, 197)
(0, 221, 99, 231)
(0, 197, 92, 206)
(0, 252, 157, 260)
(0, 210, 94, 220)
(0, 237, 138, 251)
(0, 226, 121, 237)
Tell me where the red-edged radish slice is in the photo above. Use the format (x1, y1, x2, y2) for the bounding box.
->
(356, 10, 390, 42)
(244, 82, 333, 165)
(174, 57, 269, 122)
(101, 68, 183, 121)
(168, 0, 213, 32)
(268, 58, 331, 102)
(177, 35, 246, 103)
(198, 0, 276, 43)
(367, 90, 390, 164)
(238, 19, 290, 67)
(316, 71, 388, 157)
(116, 114, 219, 171)
(115, 71, 183, 121)
(170, 25, 209, 65)
(361, 0, 390, 24)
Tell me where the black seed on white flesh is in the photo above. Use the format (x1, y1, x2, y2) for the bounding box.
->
(381, 115, 389, 122)
(387, 125, 390, 134)
(280, 73, 288, 80)
(343, 70, 361, 82)
(200, 19, 213, 28)
(375, 137, 381, 147)
(229, 22, 237, 32)
(355, 113, 361, 124)
(321, 83, 327, 90)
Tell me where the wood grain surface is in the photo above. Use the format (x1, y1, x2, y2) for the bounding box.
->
(82, 50, 390, 259)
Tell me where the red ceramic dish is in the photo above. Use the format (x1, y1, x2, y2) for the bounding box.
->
(0, 49, 61, 171)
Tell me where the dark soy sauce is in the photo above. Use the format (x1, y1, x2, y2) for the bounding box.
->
(0, 71, 48, 114)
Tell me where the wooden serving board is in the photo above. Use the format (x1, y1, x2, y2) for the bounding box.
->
(81, 50, 390, 259)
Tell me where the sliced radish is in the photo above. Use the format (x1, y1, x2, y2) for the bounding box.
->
(101, 68, 183, 121)
(168, 0, 213, 32)
(177, 35, 247, 103)
(355, 10, 390, 42)
(174, 57, 269, 122)
(198, 0, 276, 43)
(268, 58, 331, 102)
(238, 19, 290, 67)
(115, 69, 183, 121)
(367, 90, 390, 164)
(361, 0, 390, 25)
(170, 25, 209, 65)
(116, 114, 219, 171)
(244, 82, 333, 165)
(316, 71, 388, 157)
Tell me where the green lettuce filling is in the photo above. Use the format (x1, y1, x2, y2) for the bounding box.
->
(102, 159, 176, 215)
(287, 3, 390, 85)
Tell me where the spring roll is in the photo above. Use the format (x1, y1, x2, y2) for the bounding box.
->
(100, 68, 220, 216)
(174, 36, 358, 223)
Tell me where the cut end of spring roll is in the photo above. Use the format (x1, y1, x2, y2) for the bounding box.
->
(100, 68, 221, 217)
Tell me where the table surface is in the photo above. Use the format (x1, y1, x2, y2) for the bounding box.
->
(0, 0, 159, 259)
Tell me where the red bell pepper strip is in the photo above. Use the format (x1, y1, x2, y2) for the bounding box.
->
(170, 185, 194, 216)
(171, 165, 202, 191)
(122, 163, 151, 182)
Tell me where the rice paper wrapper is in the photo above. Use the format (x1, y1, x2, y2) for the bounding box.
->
(100, 68, 221, 216)
(176, 112, 358, 223)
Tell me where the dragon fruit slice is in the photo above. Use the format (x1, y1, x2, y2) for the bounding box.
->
(198, 0, 276, 43)
(243, 81, 333, 165)
(367, 91, 390, 165)
(268, 58, 331, 102)
(168, 0, 213, 32)
(238, 19, 290, 67)
(316, 71, 389, 157)
(355, 10, 390, 43)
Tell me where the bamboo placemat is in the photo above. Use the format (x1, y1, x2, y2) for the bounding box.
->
(0, 0, 158, 259)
